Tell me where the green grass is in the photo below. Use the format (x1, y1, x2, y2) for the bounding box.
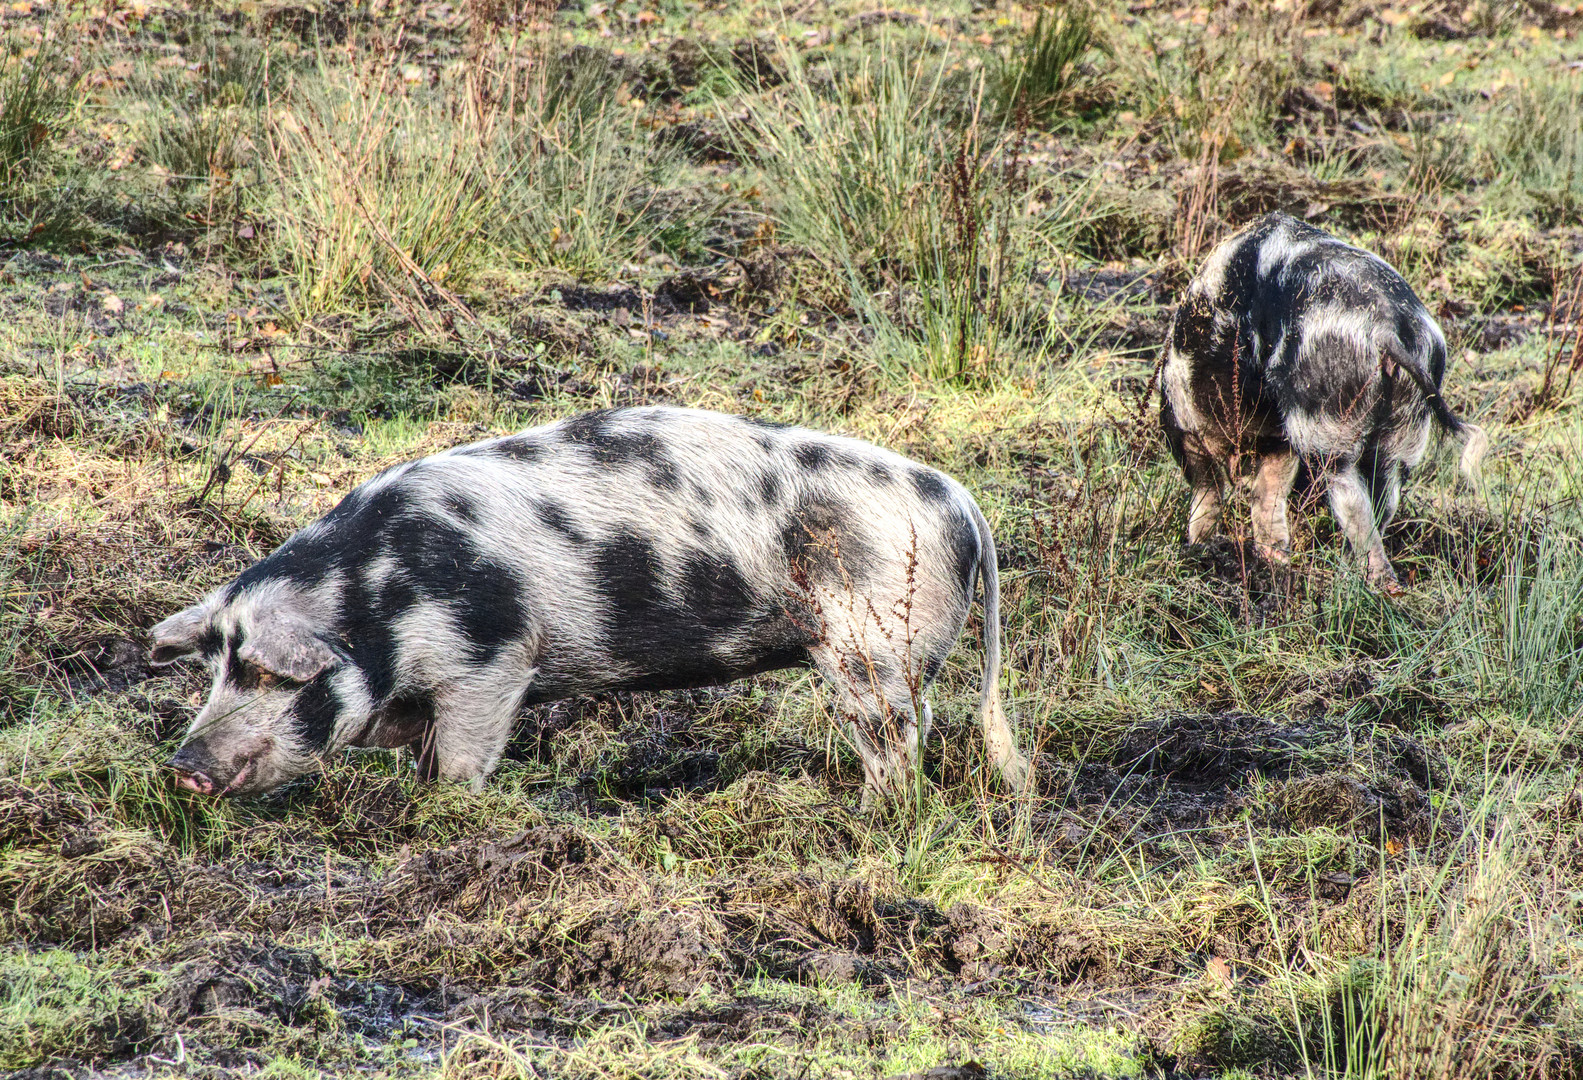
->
(0, 949, 162, 1069)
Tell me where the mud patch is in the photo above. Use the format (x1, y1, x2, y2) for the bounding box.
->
(1177, 536, 1289, 623)
(0, 780, 101, 849)
(1270, 771, 1434, 842)
(1028, 712, 1445, 851)
(1113, 712, 1442, 790)
(295, 772, 426, 851)
(539, 906, 728, 996)
(379, 825, 597, 922)
(1386, 503, 1526, 587)
(159, 940, 436, 1041)
(1111, 712, 1329, 785)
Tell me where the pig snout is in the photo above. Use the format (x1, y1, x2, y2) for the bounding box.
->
(167, 740, 221, 796)
(168, 736, 275, 797)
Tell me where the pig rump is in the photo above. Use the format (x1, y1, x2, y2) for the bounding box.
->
(1159, 212, 1487, 589)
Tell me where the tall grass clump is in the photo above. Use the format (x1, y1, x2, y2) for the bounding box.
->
(0, 516, 35, 719)
(491, 47, 689, 276)
(266, 58, 507, 318)
(990, 2, 1109, 127)
(1116, 1, 1303, 160)
(268, 43, 688, 317)
(0, 30, 81, 241)
(0, 33, 76, 187)
(732, 40, 953, 283)
(1290, 781, 1583, 1079)
(0, 950, 158, 1070)
(123, 31, 275, 233)
(1016, 419, 1179, 687)
(1480, 76, 1583, 223)
(733, 39, 1092, 382)
(1486, 528, 1583, 725)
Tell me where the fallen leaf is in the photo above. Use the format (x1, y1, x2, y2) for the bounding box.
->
(101, 292, 125, 315)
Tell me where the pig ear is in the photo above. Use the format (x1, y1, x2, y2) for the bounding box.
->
(150, 604, 212, 665)
(236, 611, 342, 683)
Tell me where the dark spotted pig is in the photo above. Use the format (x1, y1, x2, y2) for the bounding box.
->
(150, 406, 1030, 802)
(1160, 212, 1487, 589)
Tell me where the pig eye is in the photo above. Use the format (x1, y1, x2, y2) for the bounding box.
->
(236, 664, 299, 691)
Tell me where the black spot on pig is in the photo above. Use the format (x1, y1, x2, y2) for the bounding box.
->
(911, 468, 951, 505)
(793, 443, 832, 471)
(561, 410, 682, 491)
(312, 510, 528, 701)
(590, 531, 810, 691)
(760, 471, 782, 508)
(384, 517, 527, 663)
(538, 500, 589, 544)
(233, 484, 409, 594)
(442, 492, 479, 524)
(336, 572, 402, 704)
(197, 625, 225, 660)
(677, 552, 756, 635)
(781, 497, 873, 582)
(289, 675, 343, 750)
(945, 509, 979, 595)
(476, 436, 544, 463)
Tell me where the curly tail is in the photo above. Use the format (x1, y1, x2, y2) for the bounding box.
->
(1383, 337, 1488, 491)
(967, 497, 1030, 793)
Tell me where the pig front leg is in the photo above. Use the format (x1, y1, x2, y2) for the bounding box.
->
(427, 667, 538, 791)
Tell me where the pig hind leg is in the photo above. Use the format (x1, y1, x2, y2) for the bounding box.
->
(1324, 462, 1397, 586)
(811, 643, 925, 807)
(1250, 446, 1300, 564)
(1362, 450, 1405, 534)
(1182, 446, 1227, 544)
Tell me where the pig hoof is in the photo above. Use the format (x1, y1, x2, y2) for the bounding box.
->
(998, 753, 1032, 794)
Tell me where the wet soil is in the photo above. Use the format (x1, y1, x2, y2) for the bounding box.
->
(0, 696, 1448, 1074)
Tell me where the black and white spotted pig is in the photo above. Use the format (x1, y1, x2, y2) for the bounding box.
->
(150, 406, 1030, 802)
(1160, 212, 1487, 589)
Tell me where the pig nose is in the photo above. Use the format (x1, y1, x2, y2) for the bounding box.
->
(172, 767, 216, 795)
(168, 741, 219, 796)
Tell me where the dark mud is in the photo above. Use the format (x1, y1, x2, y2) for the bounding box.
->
(1026, 709, 1447, 864)
(0, 685, 1463, 1076)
